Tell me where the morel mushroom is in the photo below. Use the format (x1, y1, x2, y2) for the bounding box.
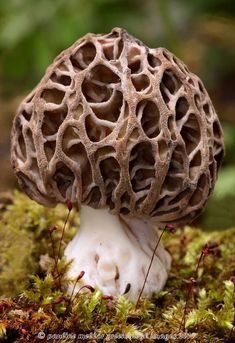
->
(11, 28, 224, 301)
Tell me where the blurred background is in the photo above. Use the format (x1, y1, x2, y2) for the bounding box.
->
(0, 0, 234, 229)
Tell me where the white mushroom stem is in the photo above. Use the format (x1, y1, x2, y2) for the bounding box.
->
(64, 206, 171, 301)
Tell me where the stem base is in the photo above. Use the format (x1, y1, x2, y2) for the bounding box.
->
(65, 206, 171, 301)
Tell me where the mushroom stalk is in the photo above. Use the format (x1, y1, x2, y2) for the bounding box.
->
(64, 206, 171, 301)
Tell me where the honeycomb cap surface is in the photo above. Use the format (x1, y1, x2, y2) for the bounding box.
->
(11, 28, 224, 226)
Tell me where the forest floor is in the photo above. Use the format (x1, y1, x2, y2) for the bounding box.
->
(0, 191, 234, 342)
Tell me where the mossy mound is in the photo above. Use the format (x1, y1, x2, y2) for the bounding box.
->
(0, 191, 234, 342)
(0, 191, 78, 297)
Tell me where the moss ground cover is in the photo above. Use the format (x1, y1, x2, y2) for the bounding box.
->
(0, 191, 234, 342)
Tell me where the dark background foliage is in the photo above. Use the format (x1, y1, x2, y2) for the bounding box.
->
(0, 0, 234, 229)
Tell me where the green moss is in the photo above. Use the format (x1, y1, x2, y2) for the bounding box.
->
(0, 191, 235, 342)
(0, 190, 78, 297)
(0, 220, 33, 297)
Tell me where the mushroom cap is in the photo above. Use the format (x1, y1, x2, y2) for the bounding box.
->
(11, 28, 224, 226)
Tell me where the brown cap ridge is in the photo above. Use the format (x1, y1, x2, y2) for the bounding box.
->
(11, 27, 224, 225)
